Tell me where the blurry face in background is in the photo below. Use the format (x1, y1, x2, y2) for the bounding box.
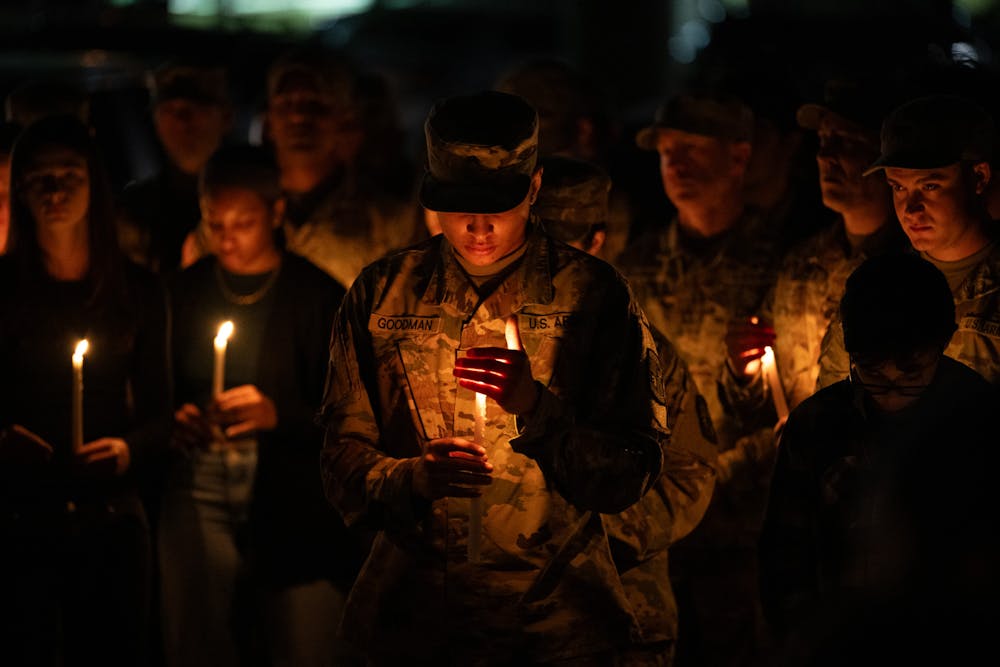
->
(20, 144, 90, 233)
(884, 162, 990, 261)
(267, 72, 363, 167)
(815, 114, 885, 214)
(201, 186, 283, 274)
(656, 128, 750, 208)
(0, 155, 10, 253)
(154, 98, 232, 175)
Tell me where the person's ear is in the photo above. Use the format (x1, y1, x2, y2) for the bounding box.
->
(529, 166, 543, 203)
(731, 140, 752, 171)
(972, 161, 991, 195)
(587, 228, 606, 256)
(271, 197, 286, 229)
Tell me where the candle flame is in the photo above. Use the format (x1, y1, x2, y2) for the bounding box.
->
(73, 339, 89, 362)
(762, 345, 776, 367)
(215, 320, 234, 346)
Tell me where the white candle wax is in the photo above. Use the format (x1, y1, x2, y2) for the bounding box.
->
(761, 345, 789, 423)
(469, 391, 486, 563)
(72, 339, 89, 454)
(213, 321, 234, 397)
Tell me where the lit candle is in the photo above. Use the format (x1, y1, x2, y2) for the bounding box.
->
(469, 391, 487, 563)
(72, 339, 89, 454)
(213, 321, 234, 397)
(761, 345, 789, 424)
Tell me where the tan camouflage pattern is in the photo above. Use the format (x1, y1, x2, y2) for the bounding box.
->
(817, 242, 1000, 389)
(617, 213, 782, 451)
(317, 224, 709, 662)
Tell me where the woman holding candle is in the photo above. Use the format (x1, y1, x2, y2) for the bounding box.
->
(0, 115, 171, 666)
(160, 144, 356, 667)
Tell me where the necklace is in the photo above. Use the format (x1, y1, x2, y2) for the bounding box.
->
(214, 260, 281, 306)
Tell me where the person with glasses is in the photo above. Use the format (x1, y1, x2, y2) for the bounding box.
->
(758, 251, 1000, 665)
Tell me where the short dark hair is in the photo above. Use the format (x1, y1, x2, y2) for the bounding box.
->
(199, 144, 282, 204)
(841, 252, 957, 368)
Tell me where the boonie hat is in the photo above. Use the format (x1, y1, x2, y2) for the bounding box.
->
(534, 155, 610, 243)
(420, 90, 539, 214)
(863, 94, 994, 176)
(636, 92, 754, 150)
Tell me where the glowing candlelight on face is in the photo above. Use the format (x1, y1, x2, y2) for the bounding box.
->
(761, 345, 789, 423)
(213, 321, 234, 397)
(72, 339, 89, 454)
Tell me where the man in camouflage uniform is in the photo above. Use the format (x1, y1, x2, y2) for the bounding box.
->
(720, 72, 909, 451)
(263, 46, 419, 289)
(817, 94, 1000, 389)
(535, 154, 717, 660)
(318, 91, 706, 665)
(616, 90, 783, 667)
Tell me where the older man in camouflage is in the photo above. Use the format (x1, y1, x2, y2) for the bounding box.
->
(318, 91, 709, 665)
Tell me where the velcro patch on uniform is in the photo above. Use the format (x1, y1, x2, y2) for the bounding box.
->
(369, 314, 442, 334)
(519, 312, 577, 333)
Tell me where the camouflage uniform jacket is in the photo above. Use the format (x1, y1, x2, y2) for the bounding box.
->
(282, 172, 419, 290)
(318, 226, 697, 662)
(817, 241, 1000, 389)
(618, 212, 781, 451)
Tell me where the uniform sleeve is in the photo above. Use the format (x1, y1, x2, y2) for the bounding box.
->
(508, 281, 669, 514)
(317, 277, 426, 534)
(816, 312, 851, 391)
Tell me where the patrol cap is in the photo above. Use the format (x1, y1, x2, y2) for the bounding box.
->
(267, 47, 357, 113)
(420, 90, 539, 214)
(149, 60, 229, 106)
(534, 155, 610, 243)
(797, 73, 901, 134)
(494, 58, 590, 154)
(863, 94, 994, 176)
(636, 92, 754, 150)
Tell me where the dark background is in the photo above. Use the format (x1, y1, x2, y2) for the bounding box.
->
(1, 0, 998, 194)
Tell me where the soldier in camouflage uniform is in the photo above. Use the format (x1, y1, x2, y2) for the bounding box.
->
(535, 154, 718, 662)
(180, 47, 416, 292)
(719, 73, 910, 473)
(817, 94, 1000, 389)
(318, 91, 704, 665)
(616, 90, 783, 667)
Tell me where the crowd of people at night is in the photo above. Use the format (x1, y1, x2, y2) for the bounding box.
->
(1, 11, 999, 667)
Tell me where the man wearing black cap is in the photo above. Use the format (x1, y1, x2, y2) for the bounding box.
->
(318, 90, 672, 664)
(117, 58, 233, 274)
(817, 93, 1000, 388)
(724, 71, 909, 428)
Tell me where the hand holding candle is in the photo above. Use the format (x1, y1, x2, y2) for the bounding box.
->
(72, 339, 89, 454)
(725, 315, 776, 378)
(453, 315, 538, 416)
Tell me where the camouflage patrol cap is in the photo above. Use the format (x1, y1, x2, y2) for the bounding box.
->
(863, 94, 994, 176)
(266, 47, 357, 112)
(636, 92, 754, 150)
(534, 155, 611, 243)
(149, 59, 229, 106)
(420, 90, 539, 214)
